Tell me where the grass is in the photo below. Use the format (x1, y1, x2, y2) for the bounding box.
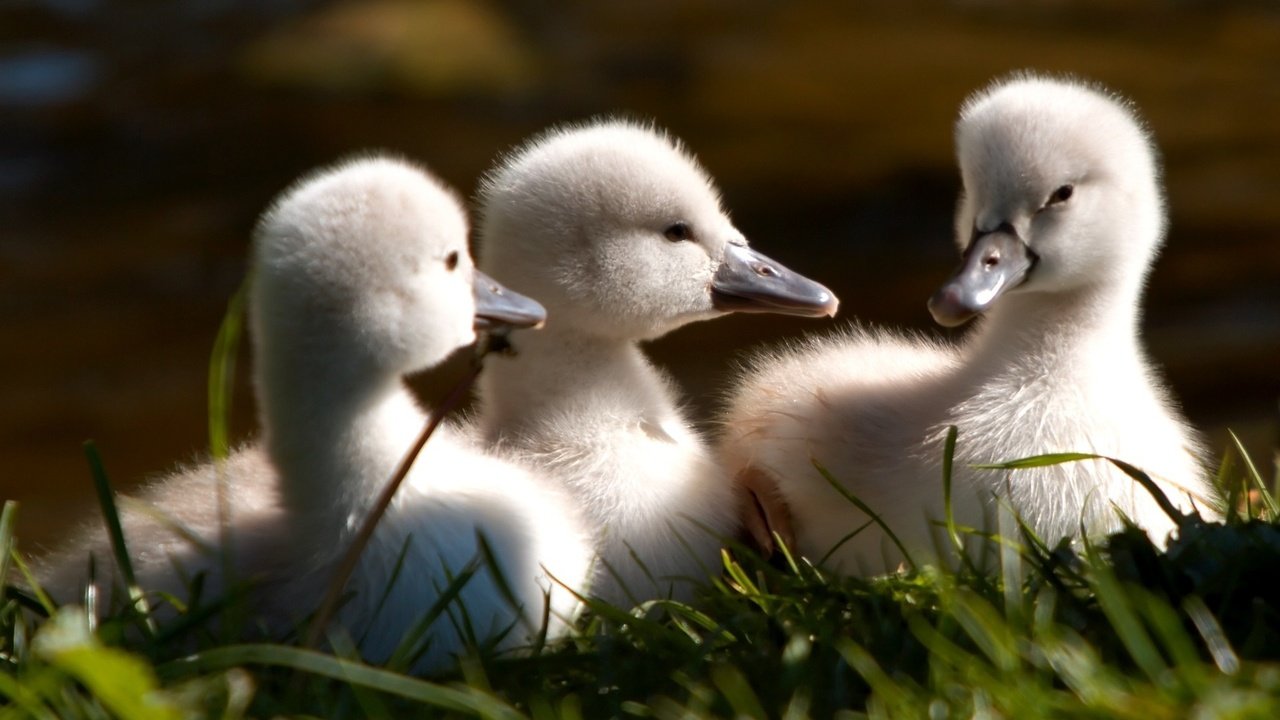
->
(6, 478, 1280, 718)
(3, 297, 1280, 718)
(4, 459, 1280, 717)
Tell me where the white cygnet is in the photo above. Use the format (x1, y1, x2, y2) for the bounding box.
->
(720, 74, 1218, 575)
(474, 120, 838, 605)
(35, 155, 593, 673)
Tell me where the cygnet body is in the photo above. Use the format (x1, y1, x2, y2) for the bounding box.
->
(720, 75, 1217, 575)
(36, 156, 593, 672)
(475, 121, 837, 605)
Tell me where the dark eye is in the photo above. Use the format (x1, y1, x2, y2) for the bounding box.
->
(663, 222, 693, 242)
(1047, 184, 1074, 205)
(445, 251, 459, 271)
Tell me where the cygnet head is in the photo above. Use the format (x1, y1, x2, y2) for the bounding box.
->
(477, 120, 837, 342)
(252, 155, 544, 390)
(929, 73, 1165, 326)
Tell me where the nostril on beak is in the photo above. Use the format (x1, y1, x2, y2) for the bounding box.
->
(755, 263, 779, 277)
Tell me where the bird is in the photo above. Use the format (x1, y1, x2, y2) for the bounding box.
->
(472, 120, 839, 606)
(718, 73, 1219, 575)
(33, 155, 594, 672)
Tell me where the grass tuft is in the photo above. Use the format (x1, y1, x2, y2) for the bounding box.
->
(6, 477, 1280, 716)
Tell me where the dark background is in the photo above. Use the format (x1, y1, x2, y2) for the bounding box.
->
(4, 1, 1278, 551)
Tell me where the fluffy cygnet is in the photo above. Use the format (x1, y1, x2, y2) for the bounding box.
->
(474, 121, 838, 605)
(35, 155, 593, 672)
(719, 74, 1218, 575)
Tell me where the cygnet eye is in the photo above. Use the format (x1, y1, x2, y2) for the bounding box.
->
(663, 222, 694, 242)
(445, 251, 460, 271)
(1046, 184, 1074, 206)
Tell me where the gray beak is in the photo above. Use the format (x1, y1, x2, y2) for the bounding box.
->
(711, 243, 839, 318)
(473, 270, 546, 331)
(927, 228, 1037, 327)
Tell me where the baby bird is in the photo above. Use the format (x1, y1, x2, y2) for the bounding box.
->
(474, 121, 838, 605)
(35, 155, 593, 672)
(720, 74, 1217, 575)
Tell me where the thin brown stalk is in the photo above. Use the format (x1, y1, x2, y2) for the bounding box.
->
(302, 347, 491, 651)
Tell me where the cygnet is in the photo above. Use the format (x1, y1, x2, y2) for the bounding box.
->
(35, 155, 593, 672)
(719, 74, 1218, 574)
(474, 121, 838, 605)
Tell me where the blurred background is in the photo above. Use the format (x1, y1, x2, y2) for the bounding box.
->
(4, 0, 1278, 551)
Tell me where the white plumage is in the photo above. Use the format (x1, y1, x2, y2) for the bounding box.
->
(720, 74, 1218, 575)
(474, 121, 837, 605)
(35, 155, 593, 672)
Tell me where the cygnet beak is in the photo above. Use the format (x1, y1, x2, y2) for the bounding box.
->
(711, 243, 839, 318)
(928, 228, 1037, 327)
(473, 270, 546, 331)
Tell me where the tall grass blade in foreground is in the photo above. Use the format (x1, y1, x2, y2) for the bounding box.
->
(163, 644, 523, 719)
(207, 277, 248, 463)
(83, 440, 156, 636)
(33, 607, 180, 720)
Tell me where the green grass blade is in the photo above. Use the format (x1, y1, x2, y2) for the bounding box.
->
(661, 601, 737, 644)
(995, 499, 1024, 630)
(364, 534, 415, 646)
(980, 451, 1189, 525)
(0, 671, 60, 720)
(812, 460, 916, 571)
(1130, 587, 1200, 686)
(941, 426, 963, 556)
(395, 561, 483, 671)
(1103, 457, 1185, 525)
(1228, 429, 1279, 518)
(816, 519, 874, 568)
(1083, 543, 1167, 685)
(721, 549, 765, 607)
(9, 550, 55, 617)
(0, 501, 17, 594)
(207, 278, 247, 462)
(772, 530, 805, 577)
(162, 644, 524, 719)
(711, 663, 767, 720)
(1182, 594, 1240, 675)
(1215, 445, 1242, 522)
(475, 531, 526, 632)
(34, 607, 180, 720)
(949, 589, 1019, 674)
(328, 633, 396, 720)
(940, 426, 986, 579)
(83, 440, 156, 636)
(1034, 625, 1127, 710)
(974, 452, 1100, 470)
(836, 639, 914, 713)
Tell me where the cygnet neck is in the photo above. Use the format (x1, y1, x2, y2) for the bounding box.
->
(258, 351, 423, 542)
(478, 320, 659, 443)
(967, 273, 1147, 387)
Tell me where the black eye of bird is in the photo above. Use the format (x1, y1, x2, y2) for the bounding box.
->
(445, 251, 459, 271)
(663, 222, 693, 242)
(1048, 184, 1074, 205)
